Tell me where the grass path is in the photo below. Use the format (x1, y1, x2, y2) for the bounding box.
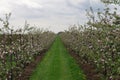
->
(30, 36, 86, 80)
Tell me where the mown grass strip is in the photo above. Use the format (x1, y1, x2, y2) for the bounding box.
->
(30, 36, 86, 80)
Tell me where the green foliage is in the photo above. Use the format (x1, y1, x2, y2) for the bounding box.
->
(59, 7, 120, 80)
(0, 14, 56, 80)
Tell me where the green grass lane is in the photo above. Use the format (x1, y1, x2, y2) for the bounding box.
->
(30, 36, 86, 80)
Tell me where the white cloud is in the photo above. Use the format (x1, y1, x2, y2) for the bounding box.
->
(69, 0, 87, 5)
(0, 0, 12, 14)
(0, 0, 120, 33)
(14, 0, 43, 9)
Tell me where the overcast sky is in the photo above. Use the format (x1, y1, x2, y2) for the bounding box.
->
(0, 0, 119, 33)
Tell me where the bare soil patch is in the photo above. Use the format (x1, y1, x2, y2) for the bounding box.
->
(68, 49, 101, 80)
(17, 49, 47, 80)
